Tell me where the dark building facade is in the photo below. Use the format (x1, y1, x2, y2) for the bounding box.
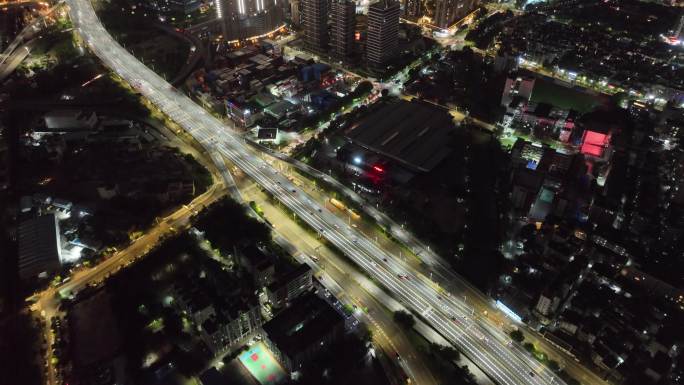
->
(434, 0, 478, 29)
(266, 263, 313, 307)
(302, 0, 328, 51)
(217, 0, 285, 41)
(263, 293, 346, 372)
(402, 0, 423, 19)
(331, 0, 356, 59)
(366, 0, 400, 69)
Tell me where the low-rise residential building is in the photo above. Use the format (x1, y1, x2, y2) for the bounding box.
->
(263, 292, 346, 372)
(266, 263, 313, 308)
(238, 245, 276, 287)
(172, 262, 263, 356)
(226, 100, 262, 128)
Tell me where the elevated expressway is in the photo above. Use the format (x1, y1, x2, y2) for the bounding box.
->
(66, 0, 580, 383)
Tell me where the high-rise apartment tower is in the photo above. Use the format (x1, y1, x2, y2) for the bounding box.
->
(331, 0, 356, 58)
(302, 0, 328, 51)
(366, 0, 400, 69)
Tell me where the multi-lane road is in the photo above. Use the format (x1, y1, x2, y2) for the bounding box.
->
(63, 0, 599, 384)
(252, 142, 607, 385)
(0, 0, 63, 68)
(232, 176, 439, 385)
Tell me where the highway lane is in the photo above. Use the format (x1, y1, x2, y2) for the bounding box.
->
(0, 0, 63, 68)
(66, 0, 573, 384)
(249, 141, 609, 384)
(250, 143, 601, 381)
(234, 180, 438, 385)
(216, 108, 551, 383)
(0, 41, 31, 81)
(246, 167, 551, 385)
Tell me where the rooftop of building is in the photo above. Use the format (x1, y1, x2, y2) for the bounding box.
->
(257, 127, 278, 140)
(18, 213, 62, 277)
(198, 367, 224, 385)
(42, 110, 99, 132)
(263, 293, 344, 357)
(267, 263, 311, 292)
(511, 138, 581, 178)
(264, 100, 296, 119)
(240, 245, 274, 271)
(345, 100, 455, 173)
(173, 258, 258, 319)
(578, 108, 628, 135)
(368, 0, 399, 12)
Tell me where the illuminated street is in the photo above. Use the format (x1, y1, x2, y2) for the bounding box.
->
(232, 174, 439, 385)
(52, 1, 615, 384)
(30, 182, 228, 385)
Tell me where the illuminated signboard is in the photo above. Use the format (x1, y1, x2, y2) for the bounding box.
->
(580, 130, 609, 157)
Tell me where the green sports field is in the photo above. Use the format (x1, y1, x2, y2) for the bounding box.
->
(530, 79, 603, 113)
(238, 342, 287, 385)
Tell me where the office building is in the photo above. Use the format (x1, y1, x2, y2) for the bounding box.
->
(330, 0, 356, 59)
(302, 0, 328, 52)
(366, 0, 400, 69)
(434, 0, 478, 29)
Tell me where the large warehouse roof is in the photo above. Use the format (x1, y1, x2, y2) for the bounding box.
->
(18, 214, 62, 280)
(345, 100, 455, 172)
